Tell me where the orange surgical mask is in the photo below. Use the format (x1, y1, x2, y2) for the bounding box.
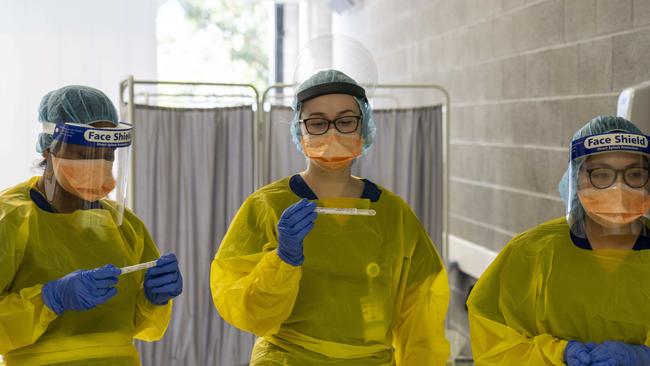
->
(301, 132, 363, 172)
(51, 156, 116, 202)
(578, 185, 650, 227)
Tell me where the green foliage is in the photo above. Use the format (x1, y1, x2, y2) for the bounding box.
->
(177, 0, 270, 89)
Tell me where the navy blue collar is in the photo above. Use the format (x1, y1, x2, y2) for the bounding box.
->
(30, 188, 57, 213)
(289, 174, 382, 202)
(570, 230, 650, 251)
(30, 188, 102, 213)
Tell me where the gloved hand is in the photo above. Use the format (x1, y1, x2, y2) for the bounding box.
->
(564, 340, 592, 366)
(144, 253, 183, 305)
(590, 341, 650, 366)
(42, 264, 120, 315)
(277, 198, 317, 266)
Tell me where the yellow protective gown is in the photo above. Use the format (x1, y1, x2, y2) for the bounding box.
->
(0, 177, 172, 366)
(210, 176, 450, 366)
(467, 217, 650, 366)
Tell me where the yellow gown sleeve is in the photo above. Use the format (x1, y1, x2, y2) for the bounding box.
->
(392, 210, 450, 366)
(133, 224, 172, 342)
(467, 242, 568, 366)
(210, 195, 302, 337)
(0, 211, 58, 354)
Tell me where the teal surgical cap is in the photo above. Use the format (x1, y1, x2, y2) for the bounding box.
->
(558, 115, 645, 209)
(37, 85, 119, 153)
(290, 69, 376, 154)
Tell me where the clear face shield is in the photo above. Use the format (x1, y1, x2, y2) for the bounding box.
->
(291, 35, 379, 168)
(42, 121, 133, 226)
(567, 132, 650, 239)
(293, 34, 378, 97)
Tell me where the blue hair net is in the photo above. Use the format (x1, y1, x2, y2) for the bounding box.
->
(290, 69, 376, 154)
(558, 115, 645, 212)
(37, 85, 119, 153)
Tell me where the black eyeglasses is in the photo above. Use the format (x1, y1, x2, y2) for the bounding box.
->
(299, 115, 362, 135)
(587, 167, 650, 189)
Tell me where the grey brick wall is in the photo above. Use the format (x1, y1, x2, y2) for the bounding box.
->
(332, 0, 650, 357)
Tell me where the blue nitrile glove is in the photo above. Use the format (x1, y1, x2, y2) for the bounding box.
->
(144, 253, 183, 305)
(42, 264, 120, 315)
(277, 198, 317, 266)
(564, 340, 592, 366)
(590, 341, 650, 366)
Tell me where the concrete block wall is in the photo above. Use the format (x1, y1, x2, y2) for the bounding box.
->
(332, 0, 650, 356)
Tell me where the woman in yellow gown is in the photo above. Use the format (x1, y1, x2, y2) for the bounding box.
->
(210, 70, 450, 365)
(0, 85, 182, 365)
(468, 115, 650, 366)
